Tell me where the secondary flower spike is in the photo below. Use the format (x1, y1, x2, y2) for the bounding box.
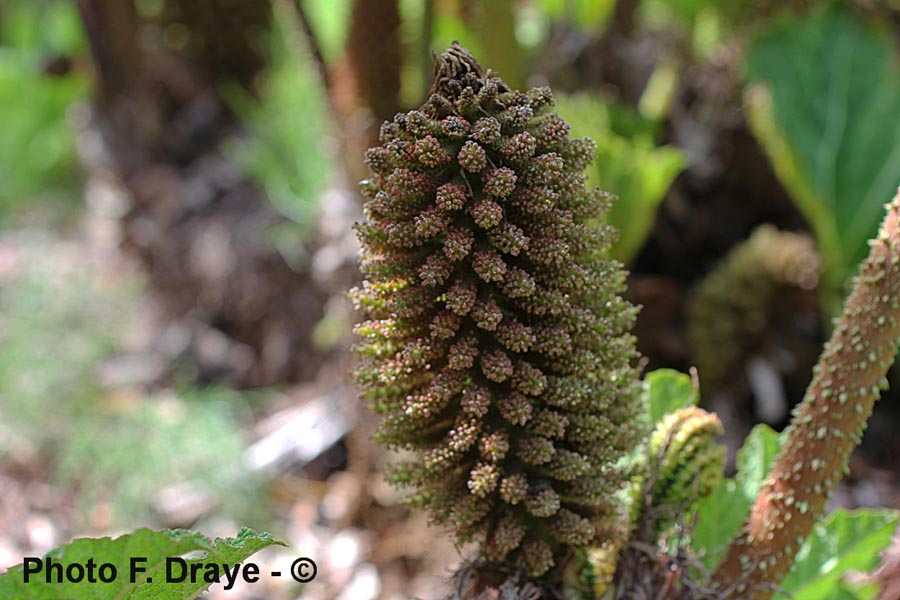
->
(352, 42, 642, 578)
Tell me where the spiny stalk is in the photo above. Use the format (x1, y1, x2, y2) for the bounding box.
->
(711, 190, 900, 598)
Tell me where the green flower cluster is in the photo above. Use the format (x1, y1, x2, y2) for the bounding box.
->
(353, 43, 641, 577)
(688, 225, 821, 391)
(637, 407, 725, 534)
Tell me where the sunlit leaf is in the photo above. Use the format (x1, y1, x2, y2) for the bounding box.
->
(776, 509, 898, 600)
(644, 368, 698, 425)
(746, 10, 900, 289)
(555, 93, 685, 264)
(733, 423, 780, 500)
(692, 424, 781, 569)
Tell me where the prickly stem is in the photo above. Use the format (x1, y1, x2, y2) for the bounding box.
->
(710, 190, 900, 597)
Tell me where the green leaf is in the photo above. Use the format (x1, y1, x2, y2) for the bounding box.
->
(692, 424, 781, 569)
(644, 368, 699, 425)
(745, 10, 900, 289)
(300, 0, 351, 65)
(734, 423, 780, 500)
(0, 1, 89, 214)
(691, 479, 748, 570)
(776, 509, 898, 600)
(596, 136, 685, 263)
(0, 528, 286, 599)
(554, 93, 685, 264)
(839, 580, 881, 600)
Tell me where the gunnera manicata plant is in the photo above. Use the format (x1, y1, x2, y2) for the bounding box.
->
(352, 42, 643, 583)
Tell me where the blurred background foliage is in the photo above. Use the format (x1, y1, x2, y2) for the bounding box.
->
(554, 93, 685, 263)
(0, 241, 264, 530)
(746, 9, 900, 299)
(225, 12, 336, 234)
(0, 0, 88, 218)
(3, 0, 900, 596)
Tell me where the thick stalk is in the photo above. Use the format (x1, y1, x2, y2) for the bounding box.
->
(477, 0, 524, 90)
(710, 190, 900, 597)
(75, 0, 142, 99)
(344, 0, 402, 121)
(330, 0, 402, 181)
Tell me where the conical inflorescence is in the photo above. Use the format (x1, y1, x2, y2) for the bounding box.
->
(353, 43, 642, 578)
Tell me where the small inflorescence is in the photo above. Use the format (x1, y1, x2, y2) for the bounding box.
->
(352, 43, 642, 578)
(635, 407, 725, 536)
(688, 225, 821, 392)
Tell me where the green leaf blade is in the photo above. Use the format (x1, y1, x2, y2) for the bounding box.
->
(776, 509, 898, 600)
(553, 93, 685, 264)
(746, 10, 900, 285)
(692, 424, 781, 570)
(733, 423, 781, 500)
(644, 368, 699, 425)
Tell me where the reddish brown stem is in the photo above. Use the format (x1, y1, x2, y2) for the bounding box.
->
(343, 0, 403, 121)
(75, 0, 142, 99)
(329, 0, 403, 181)
(711, 190, 900, 598)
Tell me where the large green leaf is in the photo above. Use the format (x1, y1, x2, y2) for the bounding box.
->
(300, 0, 351, 65)
(644, 368, 699, 425)
(595, 135, 686, 263)
(777, 509, 898, 600)
(745, 10, 900, 289)
(692, 424, 781, 569)
(0, 528, 285, 599)
(554, 94, 685, 264)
